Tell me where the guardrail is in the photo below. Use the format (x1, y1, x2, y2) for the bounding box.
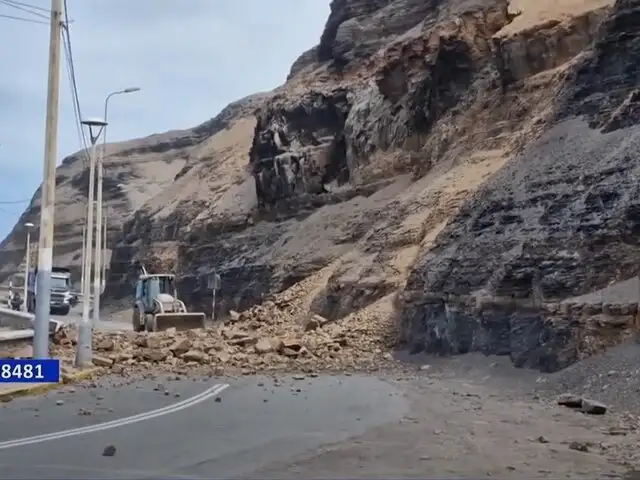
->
(0, 307, 63, 335)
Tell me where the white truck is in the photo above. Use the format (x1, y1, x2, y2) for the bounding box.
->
(27, 266, 73, 315)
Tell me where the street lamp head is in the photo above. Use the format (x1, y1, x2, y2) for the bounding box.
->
(24, 222, 34, 228)
(123, 87, 140, 93)
(81, 117, 108, 127)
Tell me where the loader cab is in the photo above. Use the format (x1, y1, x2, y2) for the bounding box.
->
(135, 274, 176, 313)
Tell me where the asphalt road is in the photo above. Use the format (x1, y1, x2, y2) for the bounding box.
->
(0, 373, 408, 479)
(52, 304, 130, 332)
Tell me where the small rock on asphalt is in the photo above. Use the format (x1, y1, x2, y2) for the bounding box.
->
(102, 445, 116, 457)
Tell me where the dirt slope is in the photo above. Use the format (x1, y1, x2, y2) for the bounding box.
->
(4, 0, 640, 373)
(0, 94, 266, 286)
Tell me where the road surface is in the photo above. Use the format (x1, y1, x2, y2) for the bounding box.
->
(52, 304, 130, 332)
(0, 354, 633, 479)
(0, 373, 407, 479)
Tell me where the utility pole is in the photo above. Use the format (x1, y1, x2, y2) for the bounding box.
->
(33, 0, 64, 359)
(92, 149, 104, 327)
(77, 118, 106, 367)
(77, 147, 97, 366)
(22, 222, 34, 312)
(208, 272, 220, 322)
(80, 224, 86, 295)
(101, 212, 106, 294)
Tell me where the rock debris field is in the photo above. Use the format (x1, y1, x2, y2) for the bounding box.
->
(52, 271, 400, 378)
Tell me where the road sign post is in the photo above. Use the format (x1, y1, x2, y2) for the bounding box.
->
(207, 272, 221, 322)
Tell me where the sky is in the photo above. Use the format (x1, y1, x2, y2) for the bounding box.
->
(0, 0, 331, 240)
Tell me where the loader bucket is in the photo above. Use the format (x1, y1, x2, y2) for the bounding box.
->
(152, 312, 206, 332)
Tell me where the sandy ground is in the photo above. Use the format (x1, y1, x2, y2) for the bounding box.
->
(253, 354, 638, 479)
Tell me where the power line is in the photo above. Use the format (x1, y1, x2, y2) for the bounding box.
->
(0, 199, 29, 205)
(1, 0, 48, 13)
(62, 29, 89, 159)
(0, 0, 49, 20)
(0, 12, 47, 24)
(60, 0, 90, 168)
(0, 205, 20, 215)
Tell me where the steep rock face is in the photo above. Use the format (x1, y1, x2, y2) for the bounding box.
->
(110, 0, 612, 342)
(559, 0, 640, 130)
(249, 89, 351, 206)
(253, 0, 515, 205)
(287, 46, 320, 80)
(107, 0, 525, 320)
(401, 0, 640, 371)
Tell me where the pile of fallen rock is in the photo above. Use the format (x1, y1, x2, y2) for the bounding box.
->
(51, 283, 399, 378)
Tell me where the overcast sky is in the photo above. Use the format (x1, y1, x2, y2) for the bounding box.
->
(0, 0, 330, 239)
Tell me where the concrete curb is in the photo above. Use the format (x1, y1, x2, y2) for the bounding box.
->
(0, 367, 101, 401)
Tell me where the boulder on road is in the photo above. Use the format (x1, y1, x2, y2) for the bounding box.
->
(92, 355, 114, 367)
(581, 398, 608, 415)
(169, 338, 191, 356)
(254, 337, 275, 354)
(95, 338, 115, 352)
(557, 393, 583, 408)
(182, 349, 207, 363)
(304, 314, 330, 332)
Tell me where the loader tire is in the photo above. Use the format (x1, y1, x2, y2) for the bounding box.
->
(145, 314, 157, 333)
(132, 308, 144, 332)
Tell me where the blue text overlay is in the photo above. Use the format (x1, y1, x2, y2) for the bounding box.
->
(0, 359, 60, 383)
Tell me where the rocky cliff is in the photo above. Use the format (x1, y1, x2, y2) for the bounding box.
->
(0, 95, 265, 287)
(3, 0, 640, 373)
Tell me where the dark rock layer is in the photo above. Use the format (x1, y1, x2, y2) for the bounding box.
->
(400, 0, 640, 371)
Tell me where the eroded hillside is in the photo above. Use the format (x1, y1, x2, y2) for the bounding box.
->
(4, 0, 640, 373)
(0, 95, 266, 285)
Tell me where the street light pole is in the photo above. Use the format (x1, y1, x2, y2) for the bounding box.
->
(22, 222, 34, 312)
(95, 87, 139, 303)
(102, 213, 107, 294)
(77, 117, 107, 368)
(80, 224, 86, 295)
(33, 0, 64, 359)
(92, 156, 106, 327)
(80, 199, 97, 302)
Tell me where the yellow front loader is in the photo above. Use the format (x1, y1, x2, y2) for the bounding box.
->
(132, 271, 205, 333)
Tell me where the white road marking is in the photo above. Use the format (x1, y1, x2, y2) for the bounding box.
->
(0, 383, 229, 450)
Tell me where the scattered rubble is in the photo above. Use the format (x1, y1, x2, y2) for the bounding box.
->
(569, 440, 590, 453)
(50, 276, 400, 379)
(582, 398, 608, 415)
(557, 393, 583, 408)
(536, 342, 640, 416)
(102, 445, 116, 457)
(557, 393, 609, 415)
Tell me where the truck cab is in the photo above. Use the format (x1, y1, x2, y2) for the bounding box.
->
(27, 266, 73, 315)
